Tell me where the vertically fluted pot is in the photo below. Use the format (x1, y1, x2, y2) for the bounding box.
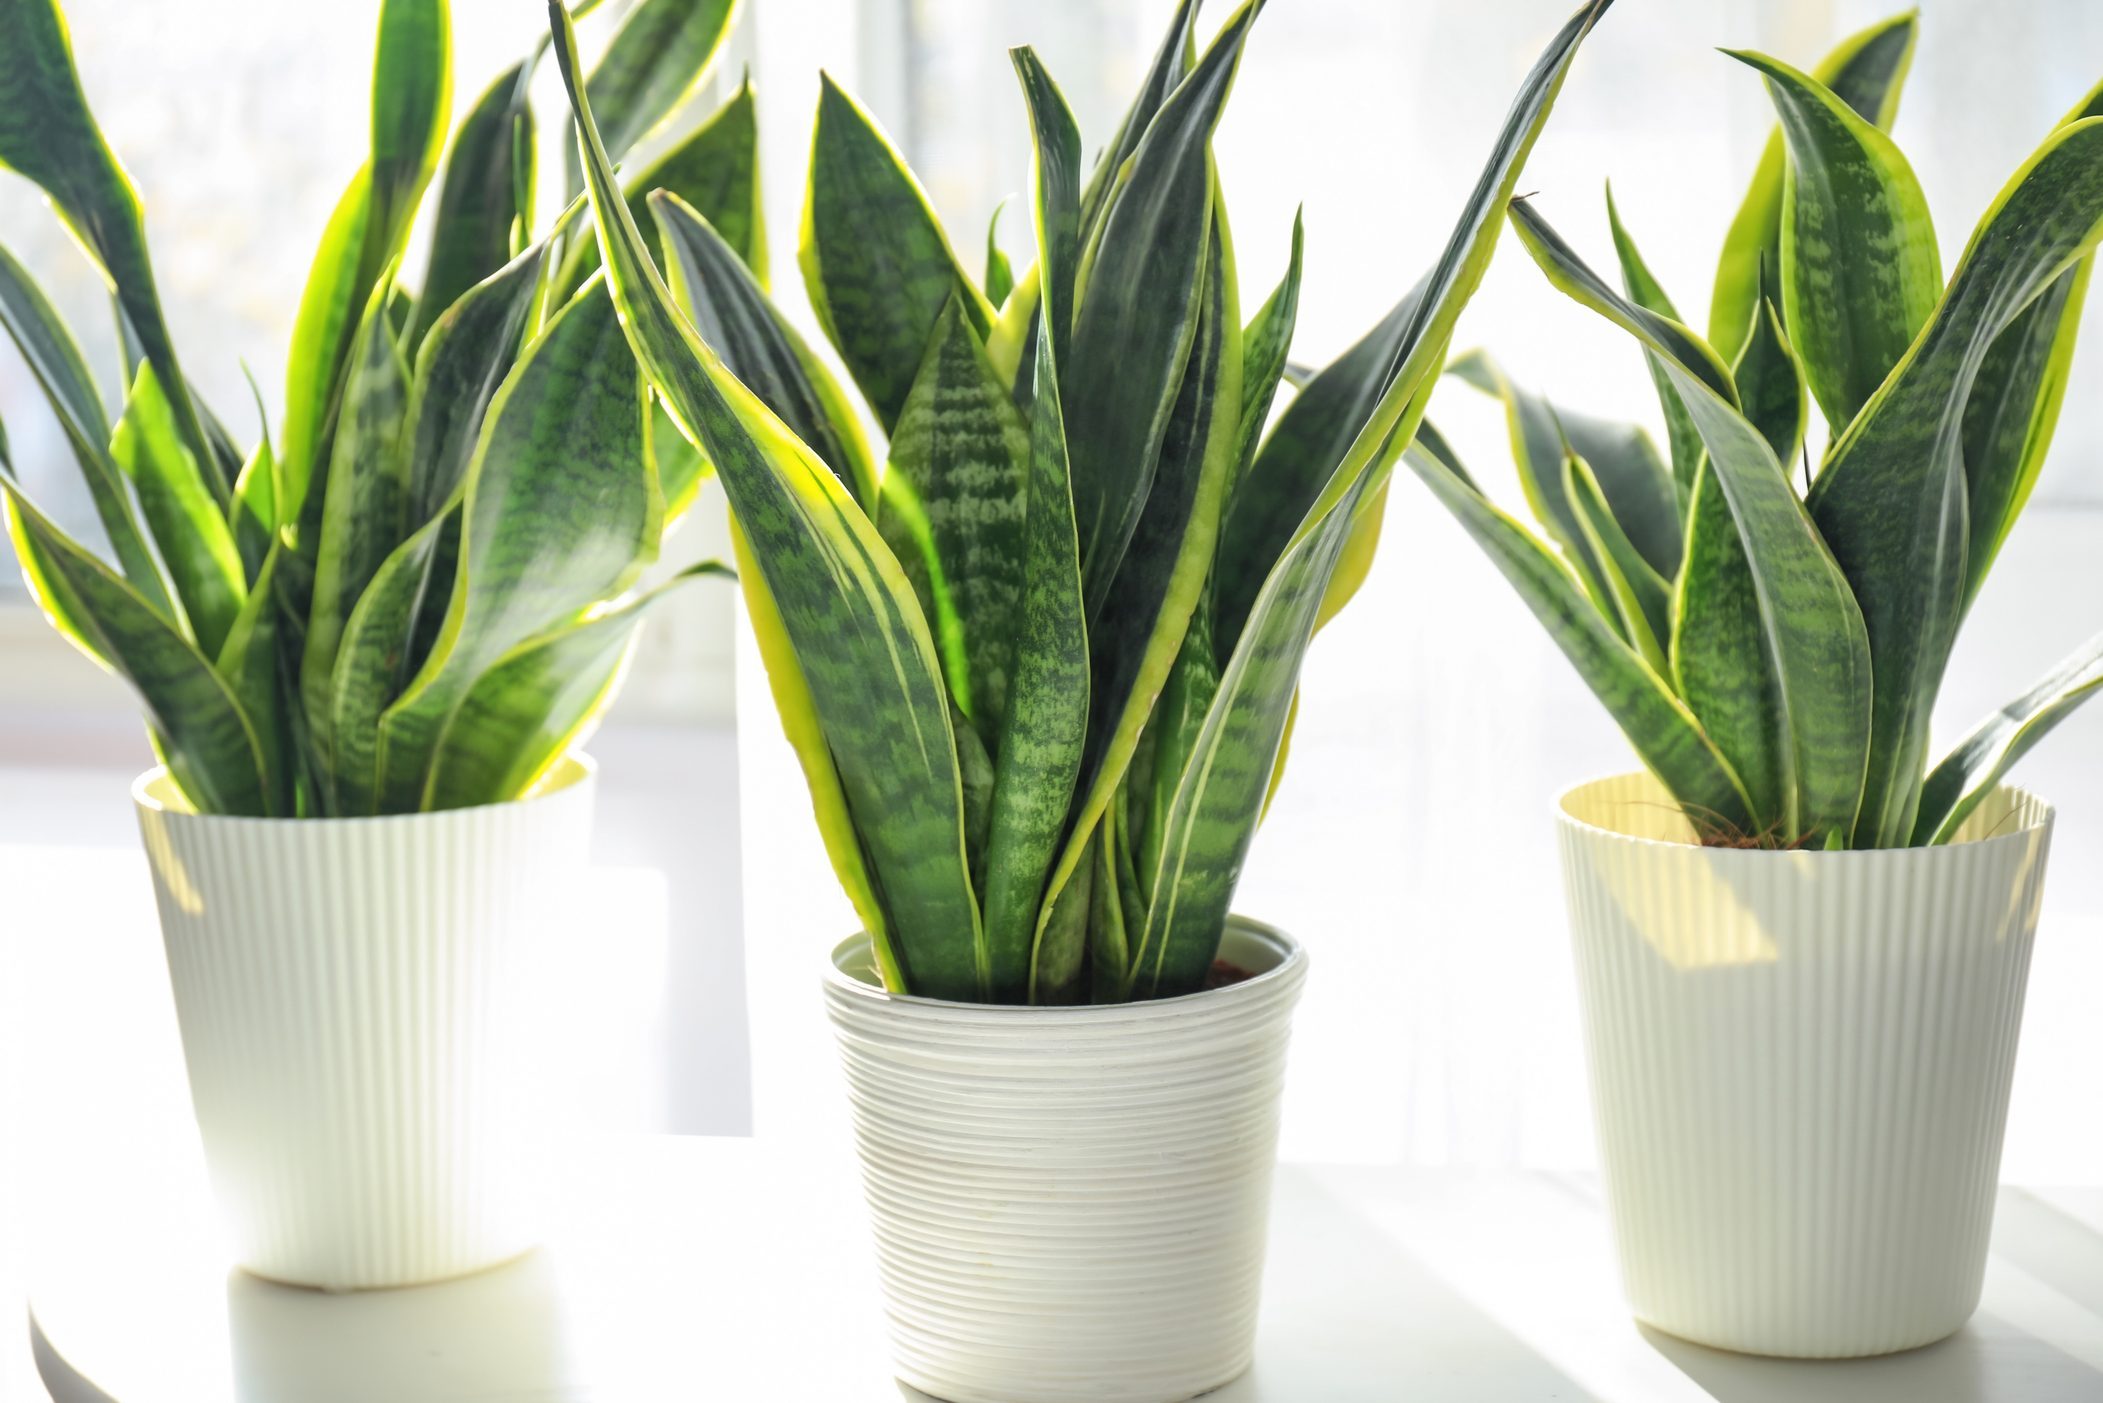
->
(134, 757, 595, 1291)
(1558, 772, 2053, 1357)
(823, 916, 1307, 1403)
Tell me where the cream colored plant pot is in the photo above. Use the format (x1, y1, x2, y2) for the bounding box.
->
(823, 917, 1307, 1403)
(134, 757, 595, 1291)
(1558, 772, 2053, 1358)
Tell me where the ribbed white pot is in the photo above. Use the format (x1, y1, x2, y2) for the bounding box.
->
(823, 917, 1306, 1403)
(1558, 772, 2053, 1358)
(134, 757, 595, 1291)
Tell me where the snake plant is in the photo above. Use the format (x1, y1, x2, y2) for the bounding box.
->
(555, 0, 1613, 1000)
(0, 0, 744, 817)
(1420, 11, 2103, 849)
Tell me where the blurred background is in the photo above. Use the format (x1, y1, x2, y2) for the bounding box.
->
(3, 0, 2100, 1183)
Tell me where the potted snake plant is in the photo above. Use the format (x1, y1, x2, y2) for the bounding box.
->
(1417, 9, 2103, 1359)
(0, 0, 739, 1289)
(555, 0, 1612, 1395)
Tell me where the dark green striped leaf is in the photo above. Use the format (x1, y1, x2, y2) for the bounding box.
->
(1810, 115, 2103, 846)
(280, 167, 375, 534)
(1218, 272, 1421, 666)
(1077, 0, 1201, 237)
(980, 49, 1090, 1002)
(556, 75, 765, 301)
(1232, 209, 1305, 495)
(1709, 11, 1917, 361)
(1730, 49, 1940, 433)
(427, 562, 731, 811)
(1410, 432, 1752, 834)
(110, 362, 245, 657)
(412, 59, 536, 346)
(403, 241, 549, 524)
(1733, 293, 1808, 467)
(1606, 185, 1701, 513)
(652, 191, 875, 502)
(0, 239, 172, 615)
(563, 0, 738, 198)
(1515, 199, 1871, 842)
(1914, 631, 2103, 845)
(213, 545, 293, 815)
(2, 484, 268, 815)
(366, 0, 452, 278)
(1959, 80, 2103, 611)
(801, 74, 991, 431)
(1567, 453, 1670, 670)
(1065, 1, 1255, 615)
(877, 297, 1030, 730)
(303, 281, 413, 773)
(328, 515, 448, 814)
(1132, 467, 1371, 999)
(554, 2, 985, 998)
(377, 276, 658, 811)
(0, 0, 219, 497)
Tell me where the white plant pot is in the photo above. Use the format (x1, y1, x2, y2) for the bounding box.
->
(823, 916, 1306, 1403)
(1558, 771, 2053, 1357)
(134, 756, 595, 1291)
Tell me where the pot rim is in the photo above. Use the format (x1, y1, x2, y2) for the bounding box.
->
(132, 752, 596, 826)
(1556, 769, 2052, 857)
(825, 913, 1305, 1020)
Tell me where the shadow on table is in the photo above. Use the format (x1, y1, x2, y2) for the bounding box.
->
(223, 1250, 576, 1401)
(1641, 1313, 2100, 1403)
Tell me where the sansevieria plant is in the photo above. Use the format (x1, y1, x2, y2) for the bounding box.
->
(0, 0, 745, 817)
(552, 0, 1615, 1002)
(1419, 11, 2103, 849)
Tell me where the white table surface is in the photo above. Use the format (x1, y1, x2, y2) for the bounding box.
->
(19, 1131, 2103, 1402)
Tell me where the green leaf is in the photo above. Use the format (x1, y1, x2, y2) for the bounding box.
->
(403, 242, 550, 525)
(412, 59, 537, 346)
(555, 75, 765, 300)
(979, 48, 1091, 1002)
(1605, 184, 1701, 512)
(1077, 0, 1201, 237)
(1810, 115, 2103, 846)
(800, 73, 992, 431)
(1232, 209, 1305, 494)
(554, 2, 985, 998)
(876, 298, 1030, 730)
(0, 239, 172, 616)
(110, 362, 246, 657)
(229, 435, 276, 586)
(1064, 203, 1241, 968)
(1409, 430, 1752, 833)
(326, 514, 449, 814)
(377, 277, 659, 812)
(1914, 631, 2103, 845)
(1064, 1, 1256, 615)
(1514, 199, 1871, 842)
(1708, 11, 1918, 361)
(1733, 292, 1809, 466)
(651, 191, 876, 502)
(1729, 49, 1940, 433)
(564, 0, 739, 198)
(1959, 81, 2103, 611)
(0, 0, 220, 498)
(365, 0, 452, 335)
(1566, 453, 1670, 671)
(302, 279, 413, 779)
(983, 199, 1015, 309)
(427, 562, 731, 811)
(212, 545, 292, 816)
(2, 484, 268, 815)
(280, 166, 375, 535)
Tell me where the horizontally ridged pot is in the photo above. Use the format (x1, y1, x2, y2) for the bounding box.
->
(1558, 771, 2053, 1358)
(134, 756, 595, 1291)
(823, 916, 1306, 1403)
